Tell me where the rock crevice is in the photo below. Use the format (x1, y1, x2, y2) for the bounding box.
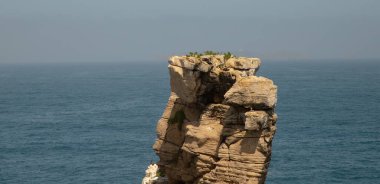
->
(146, 55, 278, 184)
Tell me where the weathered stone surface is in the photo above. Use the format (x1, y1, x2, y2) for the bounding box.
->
(168, 65, 201, 104)
(181, 120, 223, 156)
(155, 93, 201, 143)
(201, 159, 266, 184)
(224, 76, 277, 109)
(221, 106, 246, 126)
(164, 108, 201, 146)
(153, 139, 180, 164)
(244, 111, 269, 131)
(210, 56, 224, 67)
(155, 93, 177, 140)
(225, 57, 261, 70)
(223, 128, 262, 146)
(229, 68, 257, 78)
(168, 55, 220, 73)
(194, 154, 216, 176)
(200, 140, 268, 184)
(147, 55, 278, 184)
(199, 104, 230, 121)
(168, 56, 200, 70)
(164, 152, 217, 183)
(181, 105, 224, 156)
(196, 61, 212, 72)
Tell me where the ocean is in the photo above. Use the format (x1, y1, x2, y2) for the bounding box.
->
(0, 60, 379, 183)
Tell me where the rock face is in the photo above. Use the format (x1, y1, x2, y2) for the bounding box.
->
(150, 55, 277, 184)
(224, 76, 277, 109)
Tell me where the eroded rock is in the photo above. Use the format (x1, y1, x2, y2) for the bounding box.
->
(224, 76, 277, 109)
(244, 111, 269, 131)
(225, 57, 261, 70)
(169, 65, 201, 104)
(146, 54, 278, 184)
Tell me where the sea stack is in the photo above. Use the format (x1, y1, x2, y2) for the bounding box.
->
(145, 54, 278, 184)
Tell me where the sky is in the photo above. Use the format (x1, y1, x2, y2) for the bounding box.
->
(0, 0, 379, 63)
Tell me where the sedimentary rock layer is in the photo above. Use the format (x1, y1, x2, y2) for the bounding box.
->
(150, 55, 277, 184)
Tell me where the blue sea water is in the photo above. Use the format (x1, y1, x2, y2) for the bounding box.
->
(0, 60, 379, 184)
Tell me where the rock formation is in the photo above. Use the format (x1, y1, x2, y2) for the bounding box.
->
(146, 54, 278, 184)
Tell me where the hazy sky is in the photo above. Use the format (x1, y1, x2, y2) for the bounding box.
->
(1, 0, 379, 63)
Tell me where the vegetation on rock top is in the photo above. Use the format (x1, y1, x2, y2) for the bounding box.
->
(186, 51, 234, 60)
(168, 110, 186, 130)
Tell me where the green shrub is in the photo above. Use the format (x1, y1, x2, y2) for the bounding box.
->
(156, 169, 166, 177)
(224, 52, 233, 60)
(203, 50, 220, 55)
(168, 110, 186, 130)
(186, 51, 235, 60)
(186, 52, 201, 58)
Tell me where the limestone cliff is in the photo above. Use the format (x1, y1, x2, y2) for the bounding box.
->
(146, 54, 278, 184)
